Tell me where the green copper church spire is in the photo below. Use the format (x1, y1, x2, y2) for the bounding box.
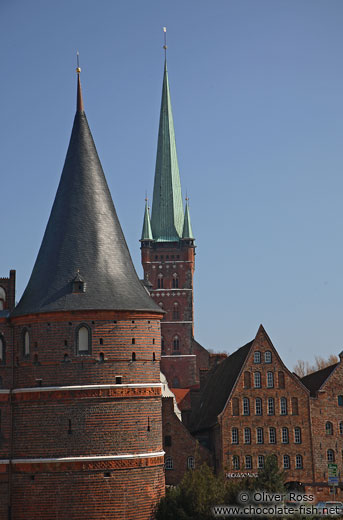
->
(141, 199, 153, 241)
(150, 53, 184, 242)
(182, 198, 194, 240)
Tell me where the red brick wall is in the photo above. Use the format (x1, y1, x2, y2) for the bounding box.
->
(0, 309, 165, 519)
(0, 270, 16, 311)
(219, 328, 313, 486)
(162, 397, 212, 485)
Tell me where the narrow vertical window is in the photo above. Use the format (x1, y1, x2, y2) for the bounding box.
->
(258, 455, 264, 469)
(131, 352, 136, 361)
(187, 456, 195, 470)
(254, 372, 261, 388)
(254, 351, 261, 364)
(256, 427, 264, 444)
(283, 455, 290, 469)
(267, 372, 274, 388)
(172, 275, 179, 289)
(255, 398, 262, 415)
(245, 456, 252, 469)
(280, 397, 287, 415)
(77, 325, 91, 355)
(242, 397, 250, 416)
(264, 351, 272, 363)
(173, 336, 180, 351)
(327, 450, 335, 462)
(326, 422, 333, 435)
(173, 302, 180, 320)
(295, 455, 303, 469)
(231, 428, 239, 444)
(282, 427, 289, 444)
(157, 275, 164, 289)
(23, 330, 30, 356)
(232, 456, 240, 470)
(0, 336, 5, 364)
(269, 427, 276, 444)
(165, 457, 173, 470)
(294, 427, 301, 444)
(267, 397, 274, 415)
(244, 428, 251, 444)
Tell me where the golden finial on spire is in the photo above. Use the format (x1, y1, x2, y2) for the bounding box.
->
(76, 50, 81, 74)
(163, 27, 167, 58)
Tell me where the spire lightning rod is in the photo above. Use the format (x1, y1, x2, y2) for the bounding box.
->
(163, 27, 167, 59)
(76, 50, 81, 73)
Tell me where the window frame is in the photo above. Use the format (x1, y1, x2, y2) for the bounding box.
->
(294, 427, 302, 444)
(231, 428, 239, 444)
(255, 398, 262, 416)
(269, 427, 276, 444)
(254, 351, 261, 364)
(280, 397, 288, 415)
(242, 397, 250, 416)
(283, 455, 290, 469)
(281, 427, 289, 444)
(187, 456, 195, 470)
(254, 372, 261, 388)
(75, 323, 92, 355)
(267, 397, 275, 415)
(244, 427, 251, 444)
(165, 456, 173, 470)
(267, 371, 274, 388)
(295, 454, 303, 469)
(264, 351, 272, 363)
(256, 427, 264, 444)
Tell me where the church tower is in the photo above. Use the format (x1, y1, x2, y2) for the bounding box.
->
(141, 56, 199, 389)
(2, 66, 164, 519)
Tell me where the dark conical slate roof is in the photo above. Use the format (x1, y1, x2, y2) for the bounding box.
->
(13, 78, 161, 317)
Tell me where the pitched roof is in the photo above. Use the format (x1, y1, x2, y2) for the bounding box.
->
(182, 199, 194, 240)
(13, 73, 162, 317)
(150, 60, 184, 242)
(141, 200, 153, 241)
(300, 363, 338, 396)
(190, 340, 253, 432)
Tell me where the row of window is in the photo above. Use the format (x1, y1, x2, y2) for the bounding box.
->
(161, 336, 180, 351)
(244, 370, 285, 389)
(232, 396, 298, 416)
(157, 275, 179, 289)
(165, 456, 194, 470)
(231, 426, 302, 445)
(326, 421, 343, 435)
(253, 351, 272, 364)
(154, 255, 180, 261)
(157, 302, 181, 320)
(230, 454, 303, 470)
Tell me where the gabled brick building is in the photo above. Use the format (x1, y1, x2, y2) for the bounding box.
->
(0, 69, 164, 519)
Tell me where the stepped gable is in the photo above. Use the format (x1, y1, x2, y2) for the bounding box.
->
(190, 340, 253, 432)
(301, 363, 338, 397)
(13, 72, 160, 317)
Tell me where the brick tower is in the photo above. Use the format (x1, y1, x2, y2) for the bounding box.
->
(141, 58, 207, 389)
(1, 67, 164, 519)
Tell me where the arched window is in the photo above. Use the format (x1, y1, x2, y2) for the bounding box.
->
(269, 427, 276, 444)
(326, 421, 333, 435)
(283, 455, 290, 469)
(172, 274, 179, 289)
(267, 372, 274, 388)
(258, 455, 264, 469)
(291, 397, 299, 415)
(23, 329, 30, 356)
(245, 456, 252, 469)
(76, 324, 91, 355)
(231, 428, 238, 444)
(280, 397, 287, 415)
(327, 450, 335, 462)
(232, 455, 240, 470)
(254, 372, 261, 388)
(173, 336, 180, 350)
(265, 351, 272, 363)
(165, 456, 173, 470)
(255, 398, 262, 415)
(244, 371, 251, 389)
(254, 351, 261, 364)
(0, 287, 5, 310)
(268, 397, 275, 415)
(278, 371, 285, 389)
(244, 428, 251, 444)
(295, 454, 303, 469)
(294, 427, 301, 444)
(338, 395, 343, 406)
(187, 456, 195, 470)
(256, 427, 264, 444)
(242, 397, 250, 415)
(157, 275, 164, 289)
(282, 427, 289, 444)
(340, 422, 343, 435)
(173, 302, 180, 320)
(0, 335, 5, 364)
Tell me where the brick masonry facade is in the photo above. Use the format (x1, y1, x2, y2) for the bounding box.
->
(0, 307, 165, 519)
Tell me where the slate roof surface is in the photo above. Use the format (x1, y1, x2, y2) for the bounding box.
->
(300, 363, 338, 396)
(190, 340, 253, 432)
(13, 87, 161, 317)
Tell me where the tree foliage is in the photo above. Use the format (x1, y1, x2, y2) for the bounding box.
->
(293, 354, 338, 377)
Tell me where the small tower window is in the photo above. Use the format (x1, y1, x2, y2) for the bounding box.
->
(173, 302, 180, 320)
(153, 352, 156, 361)
(131, 352, 136, 361)
(23, 329, 30, 357)
(76, 324, 91, 355)
(0, 335, 5, 364)
(0, 287, 6, 310)
(172, 274, 179, 288)
(187, 456, 195, 470)
(161, 337, 165, 351)
(71, 270, 85, 293)
(173, 336, 180, 351)
(326, 421, 333, 435)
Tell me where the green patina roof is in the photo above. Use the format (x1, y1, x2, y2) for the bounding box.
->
(141, 200, 153, 240)
(182, 199, 194, 239)
(150, 60, 184, 242)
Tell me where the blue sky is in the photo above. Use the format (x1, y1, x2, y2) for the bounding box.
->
(1, 0, 343, 370)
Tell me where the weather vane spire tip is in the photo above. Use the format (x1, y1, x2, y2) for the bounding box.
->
(76, 51, 81, 74)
